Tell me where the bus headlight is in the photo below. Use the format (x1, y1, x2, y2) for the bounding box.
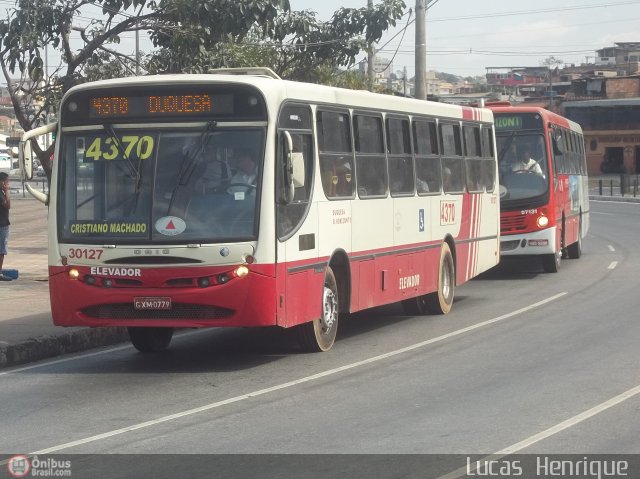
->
(69, 268, 80, 280)
(537, 216, 549, 228)
(235, 265, 249, 278)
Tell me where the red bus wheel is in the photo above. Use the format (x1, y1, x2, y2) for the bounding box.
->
(423, 242, 455, 315)
(296, 266, 339, 352)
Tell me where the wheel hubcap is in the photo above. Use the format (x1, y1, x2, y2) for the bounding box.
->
(442, 260, 452, 299)
(321, 286, 338, 333)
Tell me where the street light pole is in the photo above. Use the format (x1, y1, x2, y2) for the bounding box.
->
(367, 0, 375, 91)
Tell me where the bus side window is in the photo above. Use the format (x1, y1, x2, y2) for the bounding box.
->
(354, 114, 387, 198)
(317, 110, 354, 199)
(440, 123, 465, 193)
(386, 117, 414, 196)
(413, 119, 440, 194)
(481, 126, 496, 192)
(463, 125, 483, 193)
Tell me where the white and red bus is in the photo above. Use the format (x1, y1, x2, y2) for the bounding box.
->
(21, 69, 499, 353)
(488, 104, 589, 272)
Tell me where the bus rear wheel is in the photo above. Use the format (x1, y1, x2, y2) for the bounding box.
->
(424, 242, 455, 315)
(128, 327, 174, 353)
(296, 267, 339, 352)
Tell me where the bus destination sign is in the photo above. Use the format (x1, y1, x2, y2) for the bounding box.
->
(495, 116, 522, 130)
(494, 113, 543, 131)
(88, 93, 233, 119)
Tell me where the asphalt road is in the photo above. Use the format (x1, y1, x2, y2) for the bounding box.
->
(1, 200, 639, 477)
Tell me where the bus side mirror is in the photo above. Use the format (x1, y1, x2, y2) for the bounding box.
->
(281, 131, 305, 204)
(19, 140, 33, 180)
(552, 134, 564, 155)
(20, 122, 57, 204)
(290, 152, 305, 188)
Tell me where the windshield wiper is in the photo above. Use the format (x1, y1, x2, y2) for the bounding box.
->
(168, 121, 217, 213)
(176, 121, 217, 185)
(497, 132, 516, 163)
(103, 124, 138, 181)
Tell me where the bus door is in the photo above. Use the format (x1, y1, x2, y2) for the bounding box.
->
(275, 106, 317, 327)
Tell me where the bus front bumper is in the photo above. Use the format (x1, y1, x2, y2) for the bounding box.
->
(500, 228, 557, 257)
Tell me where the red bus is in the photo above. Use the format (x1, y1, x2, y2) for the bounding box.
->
(488, 104, 589, 272)
(21, 70, 500, 353)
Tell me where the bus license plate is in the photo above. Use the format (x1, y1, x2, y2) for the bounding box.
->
(134, 297, 172, 310)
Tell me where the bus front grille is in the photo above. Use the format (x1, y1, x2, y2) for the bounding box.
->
(82, 303, 234, 320)
(501, 216, 527, 233)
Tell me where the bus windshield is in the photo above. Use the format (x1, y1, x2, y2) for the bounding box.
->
(496, 133, 549, 202)
(58, 126, 265, 244)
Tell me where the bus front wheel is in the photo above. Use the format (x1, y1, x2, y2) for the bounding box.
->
(296, 267, 339, 352)
(128, 327, 174, 353)
(542, 252, 561, 273)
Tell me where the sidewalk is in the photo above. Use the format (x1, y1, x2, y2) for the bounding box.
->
(1, 191, 639, 370)
(0, 198, 127, 369)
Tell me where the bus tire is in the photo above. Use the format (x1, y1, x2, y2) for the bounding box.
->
(542, 252, 561, 273)
(567, 216, 582, 259)
(128, 327, 174, 353)
(296, 266, 339, 352)
(424, 242, 455, 315)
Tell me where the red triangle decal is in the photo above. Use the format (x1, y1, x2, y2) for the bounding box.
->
(165, 220, 176, 230)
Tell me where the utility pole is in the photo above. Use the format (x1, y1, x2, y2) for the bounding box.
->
(367, 0, 375, 91)
(44, 46, 49, 148)
(135, 24, 141, 75)
(415, 0, 427, 100)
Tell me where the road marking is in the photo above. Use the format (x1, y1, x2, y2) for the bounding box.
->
(14, 293, 567, 455)
(438, 383, 640, 479)
(591, 211, 616, 216)
(608, 245, 615, 252)
(495, 383, 640, 454)
(608, 261, 618, 270)
(0, 329, 210, 377)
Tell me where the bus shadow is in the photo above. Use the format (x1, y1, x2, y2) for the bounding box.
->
(30, 302, 469, 375)
(125, 327, 305, 373)
(475, 258, 545, 280)
(335, 298, 465, 342)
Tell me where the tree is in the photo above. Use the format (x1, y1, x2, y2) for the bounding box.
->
(0, 0, 291, 178)
(146, 0, 406, 84)
(0, 0, 405, 179)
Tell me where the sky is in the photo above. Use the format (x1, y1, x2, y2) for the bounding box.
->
(290, 0, 640, 78)
(1, 0, 640, 81)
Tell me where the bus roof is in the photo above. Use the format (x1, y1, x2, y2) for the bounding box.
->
(62, 73, 495, 124)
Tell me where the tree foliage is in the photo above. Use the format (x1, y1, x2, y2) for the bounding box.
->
(0, 0, 405, 176)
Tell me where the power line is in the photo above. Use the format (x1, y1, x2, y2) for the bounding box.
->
(426, 1, 640, 22)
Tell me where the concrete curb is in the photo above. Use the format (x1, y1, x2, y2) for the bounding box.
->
(589, 195, 640, 203)
(0, 327, 129, 369)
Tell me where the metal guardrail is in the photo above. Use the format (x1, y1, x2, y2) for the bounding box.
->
(589, 175, 640, 198)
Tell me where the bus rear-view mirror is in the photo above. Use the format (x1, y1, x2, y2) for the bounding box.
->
(19, 140, 33, 180)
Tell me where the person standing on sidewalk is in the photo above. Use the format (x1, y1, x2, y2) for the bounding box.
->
(0, 172, 12, 281)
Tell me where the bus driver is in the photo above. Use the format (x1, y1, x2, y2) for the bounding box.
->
(511, 145, 543, 175)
